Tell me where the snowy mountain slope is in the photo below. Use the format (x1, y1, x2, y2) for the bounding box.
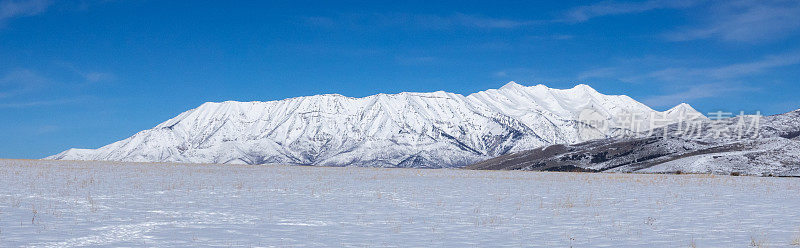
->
(47, 82, 702, 168)
(468, 109, 800, 176)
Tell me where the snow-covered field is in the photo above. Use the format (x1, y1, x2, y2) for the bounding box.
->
(1, 159, 799, 247)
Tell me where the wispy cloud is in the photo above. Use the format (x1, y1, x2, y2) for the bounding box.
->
(0, 0, 51, 23)
(56, 62, 117, 84)
(525, 34, 575, 40)
(303, 13, 540, 30)
(560, 0, 700, 23)
(560, 0, 799, 43)
(0, 97, 89, 108)
(35, 124, 58, 134)
(71, 67, 116, 83)
(578, 50, 800, 107)
(395, 55, 442, 66)
(493, 70, 510, 78)
(415, 13, 539, 29)
(81, 71, 115, 83)
(0, 69, 48, 98)
(580, 50, 800, 83)
(643, 83, 755, 107)
(624, 51, 800, 83)
(665, 0, 800, 43)
(1, 66, 107, 108)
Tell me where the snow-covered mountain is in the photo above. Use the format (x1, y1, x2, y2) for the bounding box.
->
(469, 109, 800, 176)
(47, 82, 703, 168)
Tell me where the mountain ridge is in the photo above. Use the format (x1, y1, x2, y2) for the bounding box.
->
(47, 82, 704, 168)
(468, 108, 800, 176)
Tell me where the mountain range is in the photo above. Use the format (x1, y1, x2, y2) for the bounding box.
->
(47, 82, 702, 168)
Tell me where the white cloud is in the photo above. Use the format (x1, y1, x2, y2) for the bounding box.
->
(0, 69, 48, 98)
(56, 62, 116, 84)
(563, 0, 800, 43)
(35, 124, 58, 134)
(577, 51, 800, 107)
(416, 13, 539, 29)
(0, 97, 88, 108)
(79, 71, 115, 83)
(0, 0, 51, 23)
(666, 0, 800, 43)
(493, 70, 509, 77)
(643, 83, 755, 107)
(0, 66, 107, 108)
(395, 56, 441, 66)
(303, 13, 540, 30)
(561, 0, 700, 23)
(525, 34, 574, 40)
(580, 51, 800, 83)
(626, 51, 800, 82)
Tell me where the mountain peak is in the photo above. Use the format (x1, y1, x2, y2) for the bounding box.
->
(500, 81, 524, 90)
(672, 102, 691, 109)
(570, 83, 598, 93)
(665, 102, 707, 120)
(666, 102, 695, 112)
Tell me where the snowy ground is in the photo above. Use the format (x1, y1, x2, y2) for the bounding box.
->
(1, 159, 800, 247)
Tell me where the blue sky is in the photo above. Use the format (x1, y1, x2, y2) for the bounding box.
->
(1, 0, 799, 159)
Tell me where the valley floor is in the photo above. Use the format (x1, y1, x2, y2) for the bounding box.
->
(1, 159, 799, 247)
